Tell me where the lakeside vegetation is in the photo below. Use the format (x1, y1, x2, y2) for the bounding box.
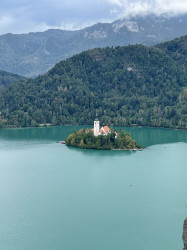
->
(65, 128, 142, 150)
(0, 36, 186, 129)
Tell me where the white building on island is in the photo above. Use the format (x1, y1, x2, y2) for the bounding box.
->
(92, 115, 112, 137)
(94, 115, 100, 136)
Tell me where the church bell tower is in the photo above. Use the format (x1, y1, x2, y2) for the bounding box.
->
(94, 114, 100, 136)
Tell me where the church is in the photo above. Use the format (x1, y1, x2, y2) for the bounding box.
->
(92, 115, 111, 137)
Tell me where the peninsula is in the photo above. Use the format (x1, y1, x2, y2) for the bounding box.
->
(65, 116, 142, 150)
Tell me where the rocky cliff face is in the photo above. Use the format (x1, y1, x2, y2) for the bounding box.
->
(183, 218, 187, 250)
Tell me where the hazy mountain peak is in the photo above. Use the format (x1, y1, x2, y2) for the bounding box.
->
(112, 20, 140, 32)
(0, 14, 186, 77)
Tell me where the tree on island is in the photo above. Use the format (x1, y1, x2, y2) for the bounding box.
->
(65, 128, 142, 150)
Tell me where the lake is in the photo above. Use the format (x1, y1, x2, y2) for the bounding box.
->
(0, 126, 187, 250)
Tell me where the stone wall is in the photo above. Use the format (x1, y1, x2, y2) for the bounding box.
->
(183, 218, 187, 250)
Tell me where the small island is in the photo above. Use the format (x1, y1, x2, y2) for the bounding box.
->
(65, 116, 142, 150)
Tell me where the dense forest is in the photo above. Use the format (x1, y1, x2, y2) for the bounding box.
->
(65, 128, 141, 150)
(0, 35, 186, 129)
(0, 70, 26, 91)
(157, 35, 187, 65)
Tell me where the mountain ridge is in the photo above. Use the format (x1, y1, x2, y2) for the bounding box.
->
(0, 14, 187, 77)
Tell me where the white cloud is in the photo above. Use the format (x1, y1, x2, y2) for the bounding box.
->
(106, 0, 187, 17)
(110, 8, 118, 14)
(0, 15, 56, 34)
(107, 0, 123, 6)
(0, 15, 17, 34)
(0, 0, 186, 35)
(0, 16, 14, 28)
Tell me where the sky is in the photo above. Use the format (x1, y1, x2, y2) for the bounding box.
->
(0, 0, 187, 35)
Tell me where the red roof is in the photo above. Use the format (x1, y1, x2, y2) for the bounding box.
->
(103, 126, 111, 132)
(99, 129, 105, 134)
(99, 126, 111, 135)
(92, 126, 111, 135)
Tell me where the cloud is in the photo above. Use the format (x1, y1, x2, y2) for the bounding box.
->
(0, 0, 115, 34)
(0, 0, 186, 35)
(107, 0, 123, 6)
(106, 0, 187, 17)
(0, 16, 13, 28)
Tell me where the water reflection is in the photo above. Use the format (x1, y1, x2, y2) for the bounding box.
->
(116, 126, 187, 147)
(0, 126, 86, 142)
(0, 126, 186, 148)
(66, 144, 135, 157)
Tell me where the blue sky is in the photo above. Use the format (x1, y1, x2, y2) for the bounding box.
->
(0, 0, 187, 35)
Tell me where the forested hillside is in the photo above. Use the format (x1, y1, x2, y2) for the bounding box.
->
(0, 36, 186, 129)
(0, 70, 26, 91)
(157, 35, 187, 65)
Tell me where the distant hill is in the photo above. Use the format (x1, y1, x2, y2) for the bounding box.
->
(0, 35, 186, 129)
(0, 70, 26, 91)
(157, 35, 187, 65)
(0, 14, 187, 77)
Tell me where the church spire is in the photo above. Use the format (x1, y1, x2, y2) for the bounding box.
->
(95, 112, 99, 121)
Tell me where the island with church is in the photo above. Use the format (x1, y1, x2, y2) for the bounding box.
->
(65, 116, 142, 150)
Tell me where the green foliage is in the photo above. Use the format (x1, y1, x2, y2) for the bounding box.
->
(157, 35, 187, 65)
(65, 129, 141, 150)
(0, 36, 186, 129)
(0, 70, 26, 91)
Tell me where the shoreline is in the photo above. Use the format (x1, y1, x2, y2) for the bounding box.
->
(0, 124, 187, 131)
(65, 145, 143, 151)
(112, 148, 143, 151)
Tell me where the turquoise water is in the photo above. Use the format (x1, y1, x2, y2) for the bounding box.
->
(0, 126, 187, 250)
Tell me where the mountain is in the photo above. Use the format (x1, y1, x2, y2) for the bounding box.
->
(0, 35, 186, 129)
(0, 14, 187, 77)
(0, 70, 26, 91)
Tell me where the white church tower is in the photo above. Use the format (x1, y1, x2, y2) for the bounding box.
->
(94, 114, 100, 136)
